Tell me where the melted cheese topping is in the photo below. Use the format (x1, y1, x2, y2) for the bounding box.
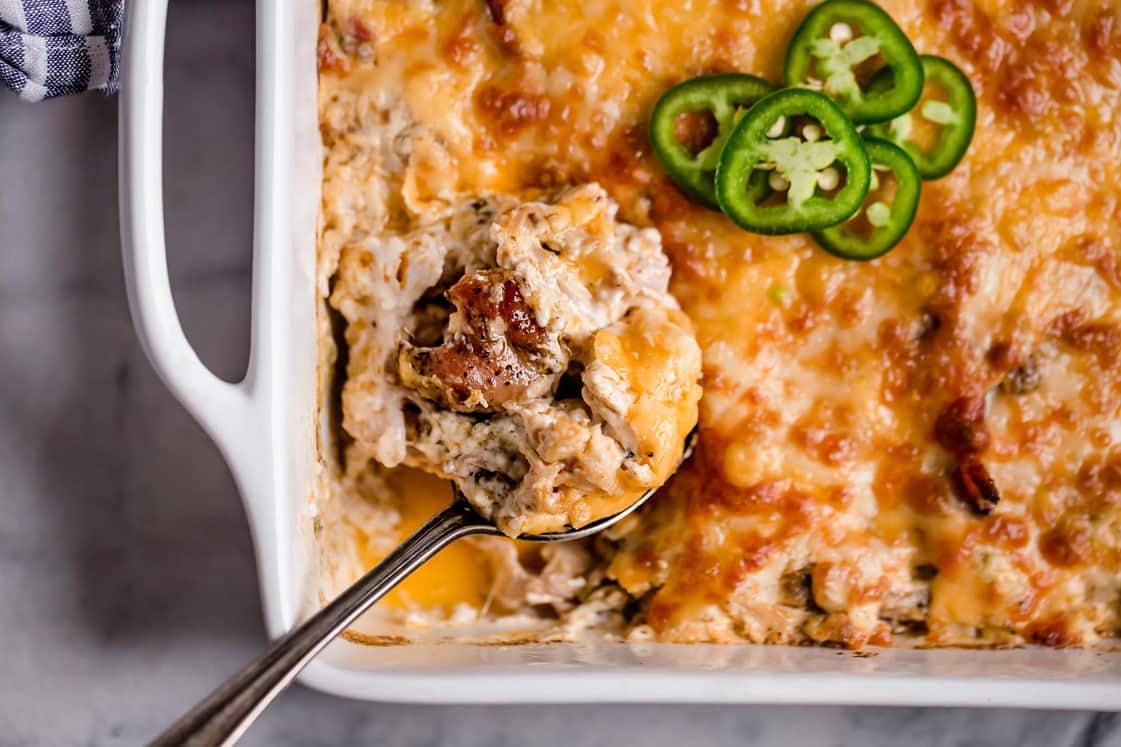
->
(319, 0, 1121, 647)
(598, 307, 701, 485)
(358, 469, 493, 611)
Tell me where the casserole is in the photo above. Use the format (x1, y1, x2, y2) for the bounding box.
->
(119, 0, 1121, 707)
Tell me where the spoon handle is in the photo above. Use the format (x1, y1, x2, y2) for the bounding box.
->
(151, 502, 498, 747)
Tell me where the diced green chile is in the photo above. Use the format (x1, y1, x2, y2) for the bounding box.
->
(715, 88, 871, 235)
(867, 55, 976, 179)
(783, 0, 922, 124)
(812, 137, 920, 260)
(649, 74, 777, 207)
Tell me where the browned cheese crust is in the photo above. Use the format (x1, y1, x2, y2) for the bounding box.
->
(318, 0, 1121, 647)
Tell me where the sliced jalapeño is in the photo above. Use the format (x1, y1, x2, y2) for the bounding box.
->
(812, 137, 920, 259)
(649, 73, 777, 208)
(867, 55, 976, 179)
(715, 88, 871, 235)
(783, 0, 923, 124)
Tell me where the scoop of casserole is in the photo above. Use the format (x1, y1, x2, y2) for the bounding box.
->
(330, 183, 702, 536)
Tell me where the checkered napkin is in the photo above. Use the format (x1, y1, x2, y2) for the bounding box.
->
(0, 0, 122, 101)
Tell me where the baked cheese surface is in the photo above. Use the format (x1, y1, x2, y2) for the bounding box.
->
(318, 0, 1121, 647)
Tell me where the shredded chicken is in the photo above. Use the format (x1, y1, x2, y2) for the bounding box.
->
(331, 184, 701, 536)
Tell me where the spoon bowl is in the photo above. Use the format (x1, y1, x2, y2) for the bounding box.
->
(480, 427, 699, 543)
(153, 428, 698, 746)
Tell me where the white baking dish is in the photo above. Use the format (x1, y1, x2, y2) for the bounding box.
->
(118, 0, 1121, 708)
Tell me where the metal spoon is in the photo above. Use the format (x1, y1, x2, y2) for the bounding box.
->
(152, 429, 697, 746)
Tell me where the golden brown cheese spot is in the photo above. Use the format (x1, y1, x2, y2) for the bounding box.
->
(903, 473, 956, 517)
(672, 109, 720, 157)
(1077, 454, 1121, 508)
(933, 0, 1102, 132)
(792, 411, 855, 467)
(1087, 8, 1120, 56)
(1060, 320, 1121, 367)
(442, 18, 482, 67)
(932, 0, 1007, 75)
(1026, 616, 1083, 647)
(476, 84, 552, 137)
(1077, 237, 1121, 292)
(1038, 519, 1093, 568)
(934, 397, 990, 455)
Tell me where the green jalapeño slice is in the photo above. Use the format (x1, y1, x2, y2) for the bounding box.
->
(783, 0, 922, 124)
(812, 137, 921, 260)
(649, 73, 777, 208)
(715, 88, 871, 235)
(867, 55, 976, 179)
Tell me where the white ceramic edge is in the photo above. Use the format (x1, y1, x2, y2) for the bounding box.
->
(120, 0, 1121, 710)
(295, 666, 1121, 710)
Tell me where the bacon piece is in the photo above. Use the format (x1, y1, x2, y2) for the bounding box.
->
(398, 270, 561, 411)
(484, 0, 509, 25)
(483, 0, 519, 53)
(445, 271, 547, 352)
(934, 397, 1001, 514)
(316, 25, 349, 74)
(350, 17, 373, 42)
(952, 454, 1000, 515)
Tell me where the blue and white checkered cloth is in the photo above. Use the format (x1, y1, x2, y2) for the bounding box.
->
(0, 0, 122, 101)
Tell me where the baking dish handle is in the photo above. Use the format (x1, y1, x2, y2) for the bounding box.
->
(118, 0, 254, 456)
